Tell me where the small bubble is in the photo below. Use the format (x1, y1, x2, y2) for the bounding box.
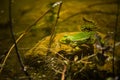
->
(38, 76, 42, 78)
(42, 74, 46, 77)
(0, 10, 4, 14)
(11, 0, 14, 3)
(37, 60, 41, 63)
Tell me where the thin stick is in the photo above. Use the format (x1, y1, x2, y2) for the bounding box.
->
(76, 53, 97, 64)
(61, 65, 66, 80)
(47, 1, 63, 55)
(3, 0, 31, 79)
(112, 0, 119, 77)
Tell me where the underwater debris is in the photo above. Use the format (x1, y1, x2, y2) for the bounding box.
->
(25, 28, 118, 80)
(1, 0, 119, 79)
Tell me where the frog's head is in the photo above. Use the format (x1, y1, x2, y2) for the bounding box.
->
(81, 24, 96, 32)
(60, 36, 71, 44)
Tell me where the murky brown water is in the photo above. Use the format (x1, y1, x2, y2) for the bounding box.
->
(0, 0, 120, 80)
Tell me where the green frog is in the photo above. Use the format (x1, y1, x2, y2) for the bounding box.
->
(60, 24, 98, 47)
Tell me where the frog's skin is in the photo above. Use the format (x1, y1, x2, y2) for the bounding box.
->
(60, 24, 99, 47)
(60, 31, 97, 47)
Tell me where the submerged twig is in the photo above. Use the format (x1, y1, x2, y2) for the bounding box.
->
(77, 53, 97, 64)
(1, 0, 31, 79)
(61, 65, 67, 80)
(112, 0, 120, 77)
(47, 1, 63, 55)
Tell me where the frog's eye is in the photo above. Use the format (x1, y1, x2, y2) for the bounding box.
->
(65, 38, 71, 44)
(63, 37, 71, 44)
(63, 35, 68, 38)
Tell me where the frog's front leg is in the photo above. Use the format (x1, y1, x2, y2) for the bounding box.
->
(69, 41, 78, 48)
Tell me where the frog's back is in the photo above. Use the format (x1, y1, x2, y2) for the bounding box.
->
(69, 31, 95, 41)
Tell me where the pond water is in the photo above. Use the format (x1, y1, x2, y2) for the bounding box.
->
(0, 0, 120, 80)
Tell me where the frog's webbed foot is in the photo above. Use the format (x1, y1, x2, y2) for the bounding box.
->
(69, 41, 78, 48)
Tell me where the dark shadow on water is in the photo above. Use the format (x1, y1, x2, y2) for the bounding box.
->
(61, 10, 117, 23)
(88, 0, 117, 8)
